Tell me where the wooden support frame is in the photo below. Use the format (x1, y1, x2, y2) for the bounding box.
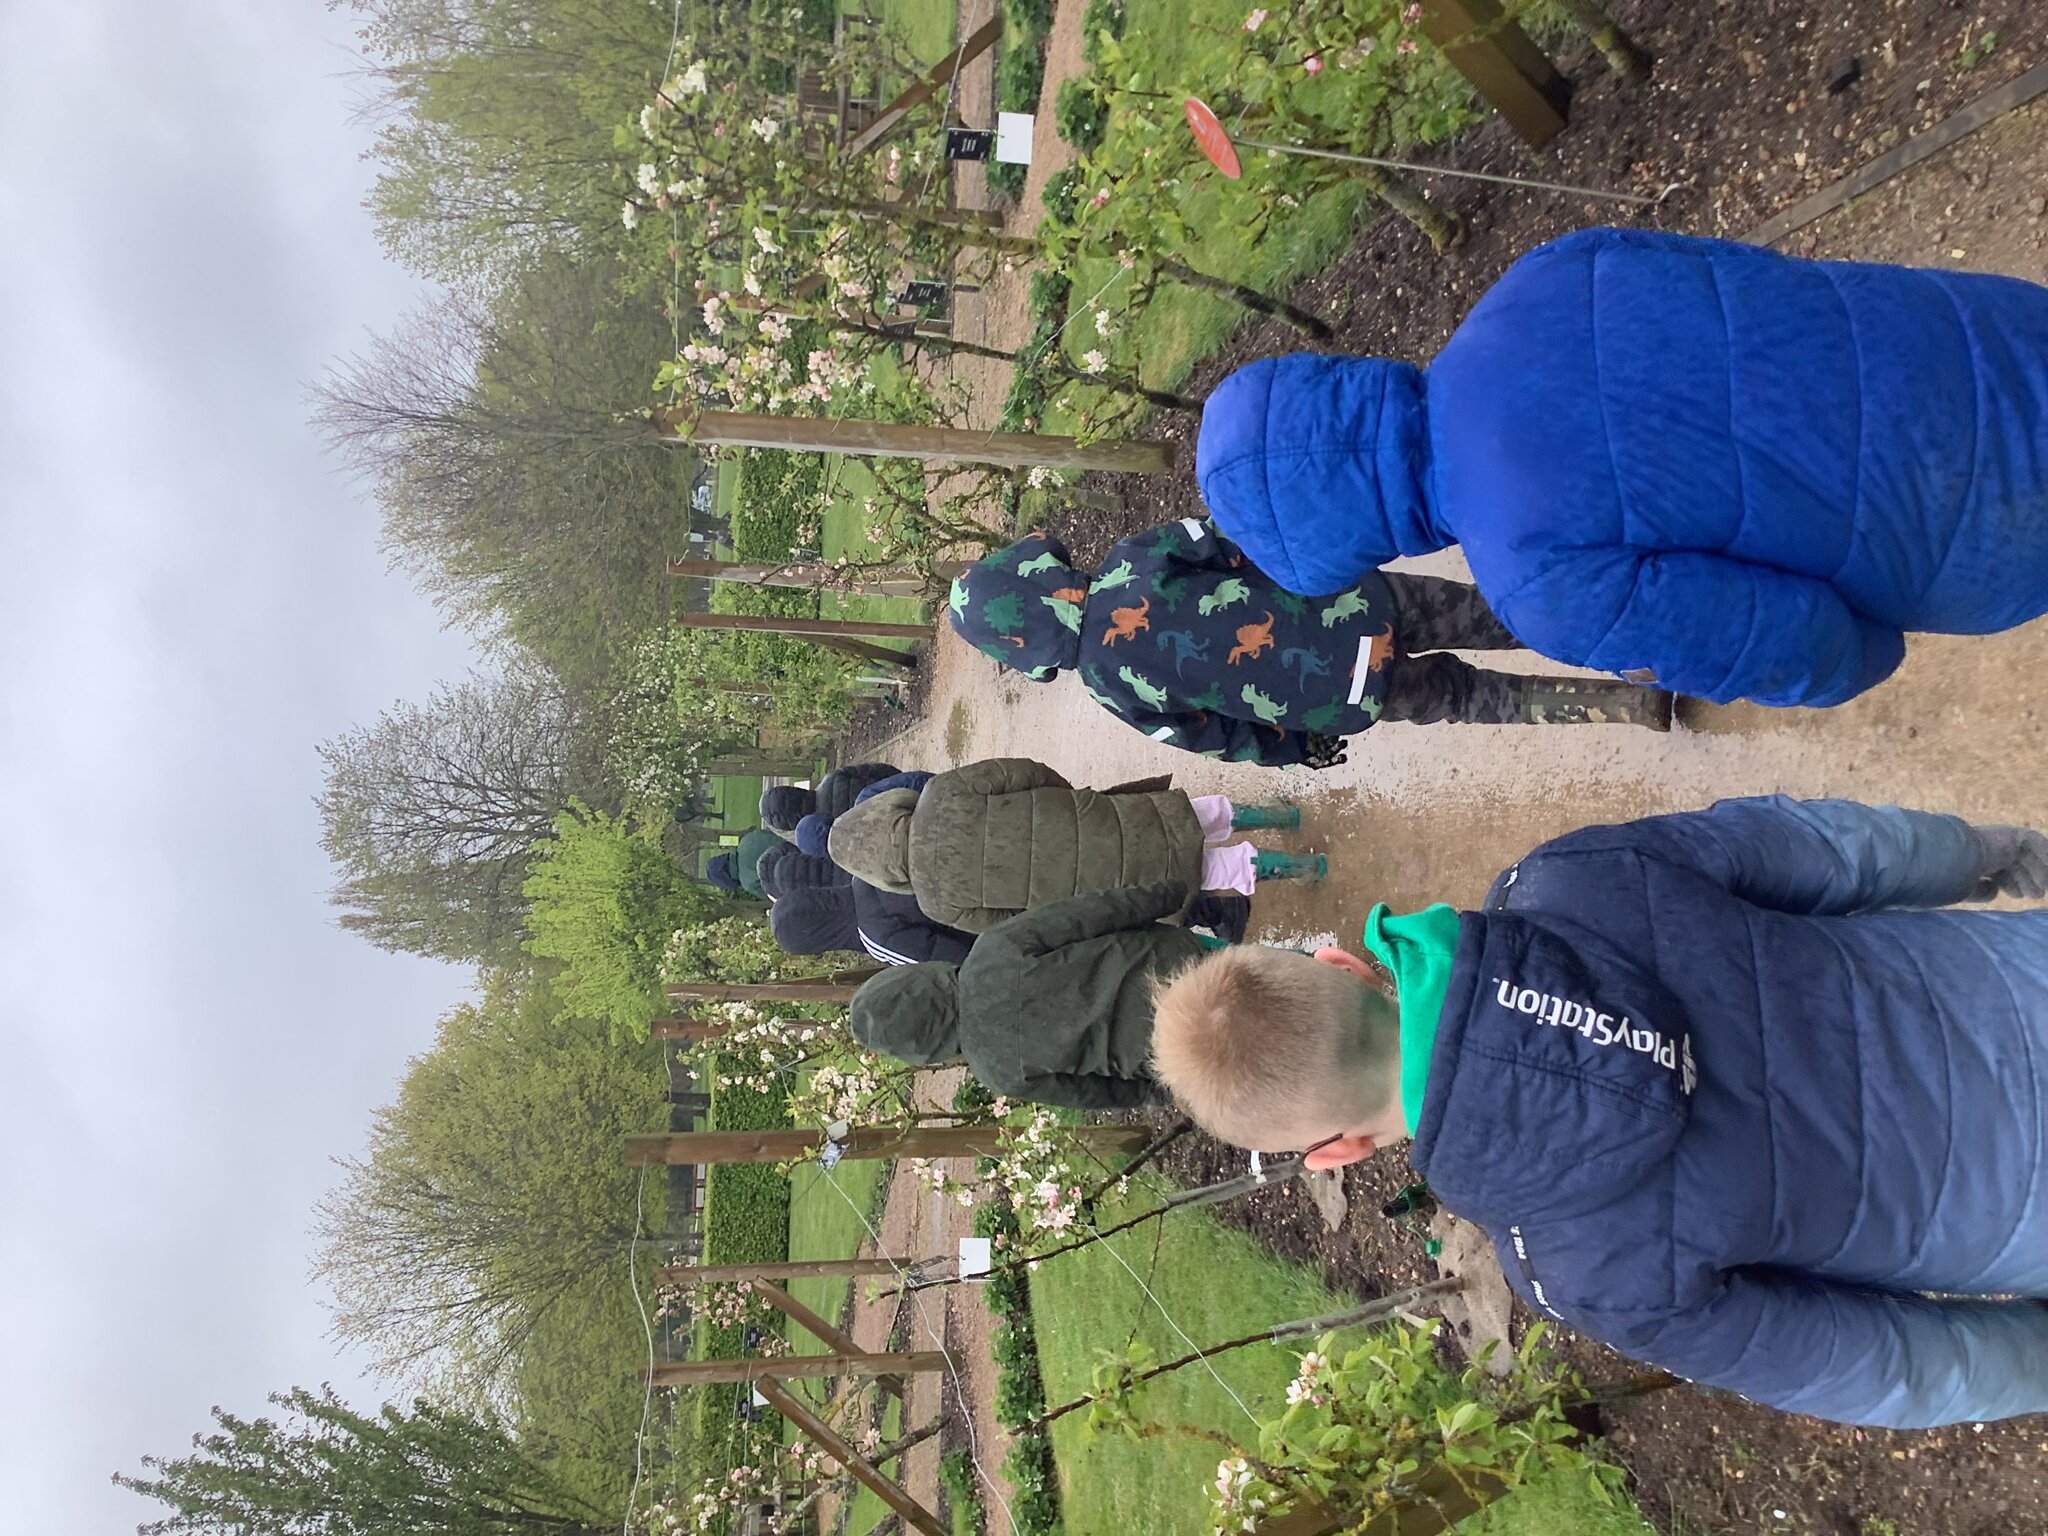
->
(625, 1123, 1151, 1167)
(1418, 0, 1569, 149)
(644, 1350, 944, 1386)
(844, 15, 1004, 159)
(666, 972, 881, 1005)
(657, 1257, 912, 1284)
(679, 409, 1176, 475)
(675, 611, 931, 641)
(649, 1015, 836, 1042)
(749, 1280, 906, 1397)
(667, 556, 965, 599)
(756, 1380, 951, 1536)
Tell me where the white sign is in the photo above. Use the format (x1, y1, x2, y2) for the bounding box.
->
(957, 1236, 994, 1279)
(995, 112, 1035, 165)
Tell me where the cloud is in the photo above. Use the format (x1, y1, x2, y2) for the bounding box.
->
(0, 2, 489, 1526)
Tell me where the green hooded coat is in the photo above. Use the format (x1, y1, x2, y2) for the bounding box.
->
(847, 882, 1206, 1110)
(733, 827, 785, 900)
(828, 757, 1205, 933)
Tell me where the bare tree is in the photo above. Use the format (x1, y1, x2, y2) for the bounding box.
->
(317, 661, 606, 965)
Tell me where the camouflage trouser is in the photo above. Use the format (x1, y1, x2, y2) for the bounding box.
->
(1379, 574, 1669, 726)
(1381, 573, 1526, 724)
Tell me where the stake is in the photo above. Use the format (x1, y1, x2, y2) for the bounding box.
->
(656, 1258, 915, 1284)
(624, 1124, 1151, 1167)
(644, 1350, 945, 1386)
(672, 409, 1176, 475)
(666, 972, 880, 1004)
(756, 1379, 952, 1536)
(675, 611, 931, 640)
(1230, 136, 1676, 206)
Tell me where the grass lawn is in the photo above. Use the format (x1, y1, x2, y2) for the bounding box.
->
(784, 1155, 890, 1350)
(708, 773, 763, 830)
(1030, 1181, 1655, 1536)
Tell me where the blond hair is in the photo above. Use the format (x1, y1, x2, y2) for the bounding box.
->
(1150, 945, 1398, 1151)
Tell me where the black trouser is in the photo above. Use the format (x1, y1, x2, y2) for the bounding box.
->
(1378, 572, 1528, 725)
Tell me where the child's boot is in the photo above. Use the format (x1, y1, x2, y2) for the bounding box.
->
(1253, 849, 1326, 883)
(1513, 677, 1674, 731)
(1229, 801, 1301, 831)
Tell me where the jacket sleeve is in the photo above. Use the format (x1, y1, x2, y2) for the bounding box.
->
(946, 758, 1067, 797)
(1603, 1271, 2048, 1428)
(1605, 796, 1985, 914)
(993, 883, 1192, 955)
(1495, 548, 1906, 707)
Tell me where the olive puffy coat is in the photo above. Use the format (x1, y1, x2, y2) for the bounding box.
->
(828, 757, 1205, 933)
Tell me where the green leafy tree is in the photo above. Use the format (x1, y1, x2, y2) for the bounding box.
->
(523, 801, 734, 1038)
(313, 973, 669, 1391)
(113, 1385, 605, 1536)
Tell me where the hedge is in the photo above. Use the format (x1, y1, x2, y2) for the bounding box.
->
(729, 449, 826, 562)
(693, 1065, 793, 1435)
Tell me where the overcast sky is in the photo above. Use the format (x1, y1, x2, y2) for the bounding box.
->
(0, 4, 489, 1527)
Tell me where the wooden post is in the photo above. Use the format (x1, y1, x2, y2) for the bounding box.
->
(644, 1350, 945, 1387)
(657, 1257, 912, 1284)
(668, 556, 965, 598)
(625, 1123, 1152, 1167)
(666, 972, 881, 1005)
(1418, 0, 1569, 149)
(676, 410, 1176, 475)
(845, 14, 1004, 158)
(650, 1015, 836, 1042)
(750, 1281, 905, 1397)
(756, 1380, 951, 1536)
(676, 612, 931, 641)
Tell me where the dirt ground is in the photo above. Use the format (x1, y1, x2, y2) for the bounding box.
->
(832, 4, 2048, 1533)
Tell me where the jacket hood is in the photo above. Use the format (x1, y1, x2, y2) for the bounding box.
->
(768, 886, 861, 955)
(817, 763, 901, 822)
(704, 853, 741, 892)
(828, 789, 917, 893)
(794, 814, 832, 857)
(759, 784, 816, 830)
(758, 845, 847, 900)
(947, 532, 1088, 679)
(850, 963, 963, 1064)
(1196, 354, 1443, 595)
(1411, 913, 1691, 1225)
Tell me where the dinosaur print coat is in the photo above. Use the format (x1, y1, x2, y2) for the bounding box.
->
(948, 523, 1397, 765)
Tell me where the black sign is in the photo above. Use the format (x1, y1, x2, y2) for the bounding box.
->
(945, 127, 995, 161)
(898, 280, 949, 306)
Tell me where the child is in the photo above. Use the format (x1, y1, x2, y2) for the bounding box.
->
(851, 881, 1214, 1109)
(827, 755, 1320, 933)
(1197, 227, 2048, 708)
(1150, 796, 2048, 1429)
(948, 526, 1668, 769)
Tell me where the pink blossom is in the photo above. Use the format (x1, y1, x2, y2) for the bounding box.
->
(1402, 2, 1423, 21)
(1397, 37, 1419, 54)
(1243, 7, 1268, 30)
(1303, 55, 1324, 74)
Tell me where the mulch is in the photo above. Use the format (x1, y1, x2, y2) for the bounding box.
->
(1062, 4, 2048, 1531)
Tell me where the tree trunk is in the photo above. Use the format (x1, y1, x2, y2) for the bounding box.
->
(1153, 258, 1333, 339)
(1351, 166, 1461, 252)
(824, 317, 1202, 411)
(1553, 0, 1652, 79)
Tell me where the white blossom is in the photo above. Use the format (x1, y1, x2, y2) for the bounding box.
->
(621, 201, 640, 229)
(636, 163, 662, 196)
(749, 115, 780, 142)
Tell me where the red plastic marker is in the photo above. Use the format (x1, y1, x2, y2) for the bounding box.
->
(1184, 97, 1242, 180)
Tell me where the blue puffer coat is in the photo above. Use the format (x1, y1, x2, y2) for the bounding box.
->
(1414, 797, 2048, 1427)
(1197, 228, 2048, 706)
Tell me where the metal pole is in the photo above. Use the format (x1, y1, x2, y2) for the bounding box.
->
(1231, 136, 1678, 207)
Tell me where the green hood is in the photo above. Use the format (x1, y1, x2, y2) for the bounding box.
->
(849, 963, 963, 1065)
(828, 788, 917, 893)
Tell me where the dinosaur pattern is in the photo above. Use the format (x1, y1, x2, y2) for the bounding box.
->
(1226, 612, 1277, 666)
(943, 520, 1402, 767)
(1119, 666, 1170, 710)
(1090, 559, 1138, 593)
(1153, 629, 1211, 678)
(1102, 596, 1151, 645)
(1280, 646, 1331, 685)
(1016, 550, 1065, 577)
(1241, 683, 1288, 725)
(1041, 595, 1082, 633)
(1320, 588, 1374, 627)
(1197, 577, 1251, 615)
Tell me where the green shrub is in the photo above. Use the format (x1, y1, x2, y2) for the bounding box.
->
(1040, 166, 1083, 227)
(941, 1448, 987, 1536)
(1054, 78, 1109, 151)
(523, 803, 726, 1040)
(974, 1191, 1060, 1535)
(1004, 0, 1054, 34)
(996, 46, 1045, 112)
(730, 448, 826, 561)
(693, 1067, 792, 1432)
(1080, 0, 1128, 60)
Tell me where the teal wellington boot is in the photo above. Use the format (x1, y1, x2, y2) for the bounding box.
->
(1252, 849, 1326, 884)
(1230, 801, 1302, 831)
